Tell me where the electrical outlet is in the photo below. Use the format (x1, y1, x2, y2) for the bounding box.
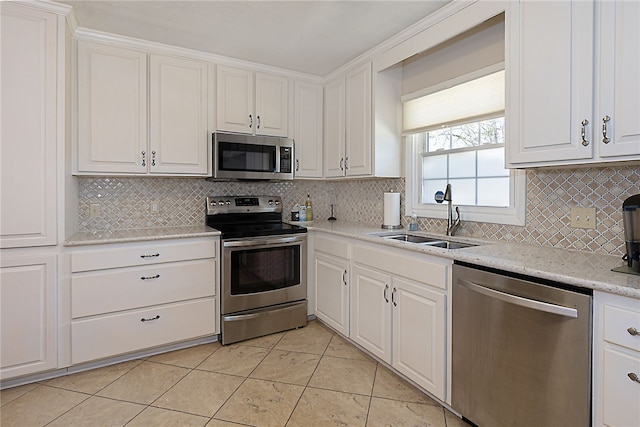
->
(570, 207, 596, 229)
(150, 201, 159, 214)
(89, 203, 101, 218)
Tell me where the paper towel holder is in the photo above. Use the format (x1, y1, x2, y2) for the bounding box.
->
(382, 190, 403, 229)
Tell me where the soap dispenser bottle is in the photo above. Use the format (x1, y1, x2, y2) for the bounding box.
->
(305, 194, 313, 221)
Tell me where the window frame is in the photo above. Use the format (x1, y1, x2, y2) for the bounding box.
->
(403, 65, 526, 226)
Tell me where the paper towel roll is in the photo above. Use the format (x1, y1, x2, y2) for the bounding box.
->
(383, 192, 401, 228)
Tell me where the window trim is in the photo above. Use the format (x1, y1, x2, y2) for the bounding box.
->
(405, 130, 527, 227)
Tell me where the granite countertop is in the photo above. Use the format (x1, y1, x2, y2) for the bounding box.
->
(301, 219, 640, 299)
(64, 225, 220, 246)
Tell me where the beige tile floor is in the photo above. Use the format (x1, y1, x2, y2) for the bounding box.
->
(1, 320, 468, 427)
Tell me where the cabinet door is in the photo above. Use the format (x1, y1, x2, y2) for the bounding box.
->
(351, 264, 391, 363)
(506, 0, 595, 166)
(602, 348, 640, 426)
(323, 77, 346, 178)
(216, 65, 254, 134)
(256, 72, 289, 137)
(1, 254, 57, 379)
(1, 4, 57, 248)
(345, 62, 372, 176)
(149, 54, 209, 175)
(294, 81, 323, 178)
(392, 276, 446, 400)
(597, 0, 640, 159)
(314, 252, 349, 336)
(77, 40, 148, 173)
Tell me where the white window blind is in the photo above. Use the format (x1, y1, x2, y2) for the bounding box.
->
(402, 69, 505, 134)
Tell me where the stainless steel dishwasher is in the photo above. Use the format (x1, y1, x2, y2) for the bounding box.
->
(452, 262, 592, 427)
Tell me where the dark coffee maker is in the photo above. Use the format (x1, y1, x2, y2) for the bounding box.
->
(623, 194, 640, 273)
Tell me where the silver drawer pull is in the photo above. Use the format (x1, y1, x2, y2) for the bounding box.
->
(141, 315, 160, 322)
(140, 253, 160, 258)
(141, 274, 160, 280)
(628, 373, 640, 383)
(628, 327, 639, 336)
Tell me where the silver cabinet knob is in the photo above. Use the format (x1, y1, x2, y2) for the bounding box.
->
(628, 372, 640, 383)
(628, 327, 639, 336)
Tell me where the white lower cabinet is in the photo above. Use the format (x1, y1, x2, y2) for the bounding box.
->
(314, 235, 350, 336)
(391, 275, 446, 397)
(350, 244, 449, 400)
(0, 254, 57, 380)
(594, 291, 640, 426)
(351, 264, 391, 361)
(69, 237, 218, 364)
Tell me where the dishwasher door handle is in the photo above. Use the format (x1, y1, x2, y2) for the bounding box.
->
(459, 279, 579, 318)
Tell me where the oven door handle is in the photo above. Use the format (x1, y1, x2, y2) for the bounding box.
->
(458, 279, 579, 318)
(223, 235, 306, 248)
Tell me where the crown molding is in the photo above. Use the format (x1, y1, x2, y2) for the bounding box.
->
(72, 27, 324, 84)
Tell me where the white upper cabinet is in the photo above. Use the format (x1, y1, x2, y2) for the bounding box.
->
(255, 72, 289, 137)
(345, 62, 373, 176)
(216, 65, 289, 137)
(216, 66, 254, 134)
(294, 81, 323, 178)
(324, 62, 372, 178)
(149, 54, 209, 174)
(506, 0, 640, 167)
(324, 76, 346, 178)
(324, 62, 401, 179)
(597, 0, 640, 159)
(76, 40, 210, 176)
(506, 0, 594, 166)
(77, 41, 148, 174)
(1, 3, 58, 248)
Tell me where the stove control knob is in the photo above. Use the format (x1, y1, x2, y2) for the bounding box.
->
(225, 201, 231, 205)
(275, 200, 280, 205)
(218, 201, 224, 206)
(268, 199, 273, 205)
(209, 200, 216, 206)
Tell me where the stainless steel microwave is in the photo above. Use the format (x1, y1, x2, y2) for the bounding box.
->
(212, 132, 294, 180)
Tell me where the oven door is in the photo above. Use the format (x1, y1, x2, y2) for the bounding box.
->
(222, 234, 307, 315)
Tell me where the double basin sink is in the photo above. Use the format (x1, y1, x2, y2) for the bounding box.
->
(372, 232, 479, 250)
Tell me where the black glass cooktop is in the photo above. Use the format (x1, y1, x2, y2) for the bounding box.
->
(206, 218, 306, 239)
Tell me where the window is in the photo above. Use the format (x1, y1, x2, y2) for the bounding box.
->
(404, 64, 526, 226)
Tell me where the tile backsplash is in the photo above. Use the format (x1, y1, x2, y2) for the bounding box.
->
(78, 164, 639, 256)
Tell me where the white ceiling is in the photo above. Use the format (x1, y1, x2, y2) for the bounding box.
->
(59, 1, 449, 76)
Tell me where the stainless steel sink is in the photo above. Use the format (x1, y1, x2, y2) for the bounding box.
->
(383, 234, 441, 244)
(421, 240, 477, 249)
(375, 233, 479, 249)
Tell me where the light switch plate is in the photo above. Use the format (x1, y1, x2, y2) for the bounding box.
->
(150, 201, 159, 214)
(570, 207, 596, 229)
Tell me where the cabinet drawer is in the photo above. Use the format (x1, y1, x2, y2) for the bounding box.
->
(353, 245, 449, 290)
(71, 238, 216, 272)
(71, 259, 216, 318)
(603, 348, 640, 427)
(71, 298, 216, 364)
(315, 235, 350, 259)
(604, 305, 640, 352)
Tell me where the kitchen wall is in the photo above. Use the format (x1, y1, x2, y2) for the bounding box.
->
(77, 164, 639, 256)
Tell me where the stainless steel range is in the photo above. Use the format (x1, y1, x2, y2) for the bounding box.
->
(206, 195, 307, 345)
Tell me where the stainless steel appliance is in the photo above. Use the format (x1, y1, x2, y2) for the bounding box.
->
(623, 194, 640, 273)
(452, 262, 592, 427)
(211, 132, 294, 180)
(206, 196, 307, 345)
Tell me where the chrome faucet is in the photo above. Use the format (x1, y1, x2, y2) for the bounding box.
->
(439, 184, 461, 236)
